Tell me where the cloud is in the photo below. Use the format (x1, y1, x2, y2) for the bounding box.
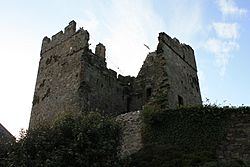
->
(217, 0, 247, 17)
(78, 0, 205, 76)
(80, 0, 165, 76)
(205, 0, 245, 76)
(212, 22, 239, 39)
(109, 1, 167, 76)
(158, 0, 204, 48)
(206, 38, 239, 75)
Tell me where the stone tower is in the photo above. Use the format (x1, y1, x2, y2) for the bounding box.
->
(130, 33, 202, 110)
(29, 21, 202, 128)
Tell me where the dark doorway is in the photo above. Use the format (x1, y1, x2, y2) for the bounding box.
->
(127, 97, 131, 112)
(146, 88, 152, 100)
(178, 95, 184, 106)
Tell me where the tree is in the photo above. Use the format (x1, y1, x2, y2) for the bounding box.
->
(5, 112, 121, 167)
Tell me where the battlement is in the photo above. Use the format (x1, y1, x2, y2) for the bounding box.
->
(64, 20, 76, 35)
(41, 20, 89, 55)
(118, 75, 135, 85)
(95, 43, 106, 59)
(158, 32, 197, 71)
(108, 69, 117, 79)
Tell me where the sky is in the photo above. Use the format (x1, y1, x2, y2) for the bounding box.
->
(0, 0, 249, 137)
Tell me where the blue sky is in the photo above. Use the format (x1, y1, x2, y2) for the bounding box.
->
(0, 0, 249, 136)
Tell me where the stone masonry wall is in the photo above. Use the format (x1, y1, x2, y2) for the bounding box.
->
(157, 32, 202, 109)
(79, 50, 132, 116)
(30, 21, 136, 128)
(131, 33, 202, 110)
(116, 111, 250, 161)
(217, 112, 250, 162)
(133, 51, 170, 110)
(30, 21, 89, 128)
(116, 111, 143, 158)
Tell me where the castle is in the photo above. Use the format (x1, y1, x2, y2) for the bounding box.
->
(29, 21, 202, 128)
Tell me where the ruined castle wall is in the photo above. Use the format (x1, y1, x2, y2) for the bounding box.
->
(132, 52, 165, 110)
(30, 21, 89, 128)
(116, 110, 250, 161)
(79, 51, 129, 115)
(158, 33, 197, 70)
(30, 21, 138, 128)
(132, 33, 201, 110)
(30, 21, 202, 128)
(158, 33, 202, 109)
(116, 111, 143, 158)
(217, 112, 250, 161)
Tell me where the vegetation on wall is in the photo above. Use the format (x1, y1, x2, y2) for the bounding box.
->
(142, 105, 232, 152)
(1, 106, 250, 166)
(0, 140, 14, 166)
(126, 105, 250, 167)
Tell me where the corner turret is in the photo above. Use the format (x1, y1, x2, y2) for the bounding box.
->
(157, 32, 197, 71)
(95, 43, 106, 60)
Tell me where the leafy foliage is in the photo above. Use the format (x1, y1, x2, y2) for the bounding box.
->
(1, 112, 121, 167)
(0, 139, 15, 166)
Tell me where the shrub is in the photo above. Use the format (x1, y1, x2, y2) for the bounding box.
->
(6, 112, 121, 167)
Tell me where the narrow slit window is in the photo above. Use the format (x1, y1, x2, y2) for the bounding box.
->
(146, 88, 152, 100)
(178, 95, 184, 106)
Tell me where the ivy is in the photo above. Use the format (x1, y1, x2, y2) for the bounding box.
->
(142, 106, 250, 153)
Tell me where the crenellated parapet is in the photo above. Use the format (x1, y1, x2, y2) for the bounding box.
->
(41, 20, 89, 55)
(108, 69, 117, 79)
(158, 32, 197, 71)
